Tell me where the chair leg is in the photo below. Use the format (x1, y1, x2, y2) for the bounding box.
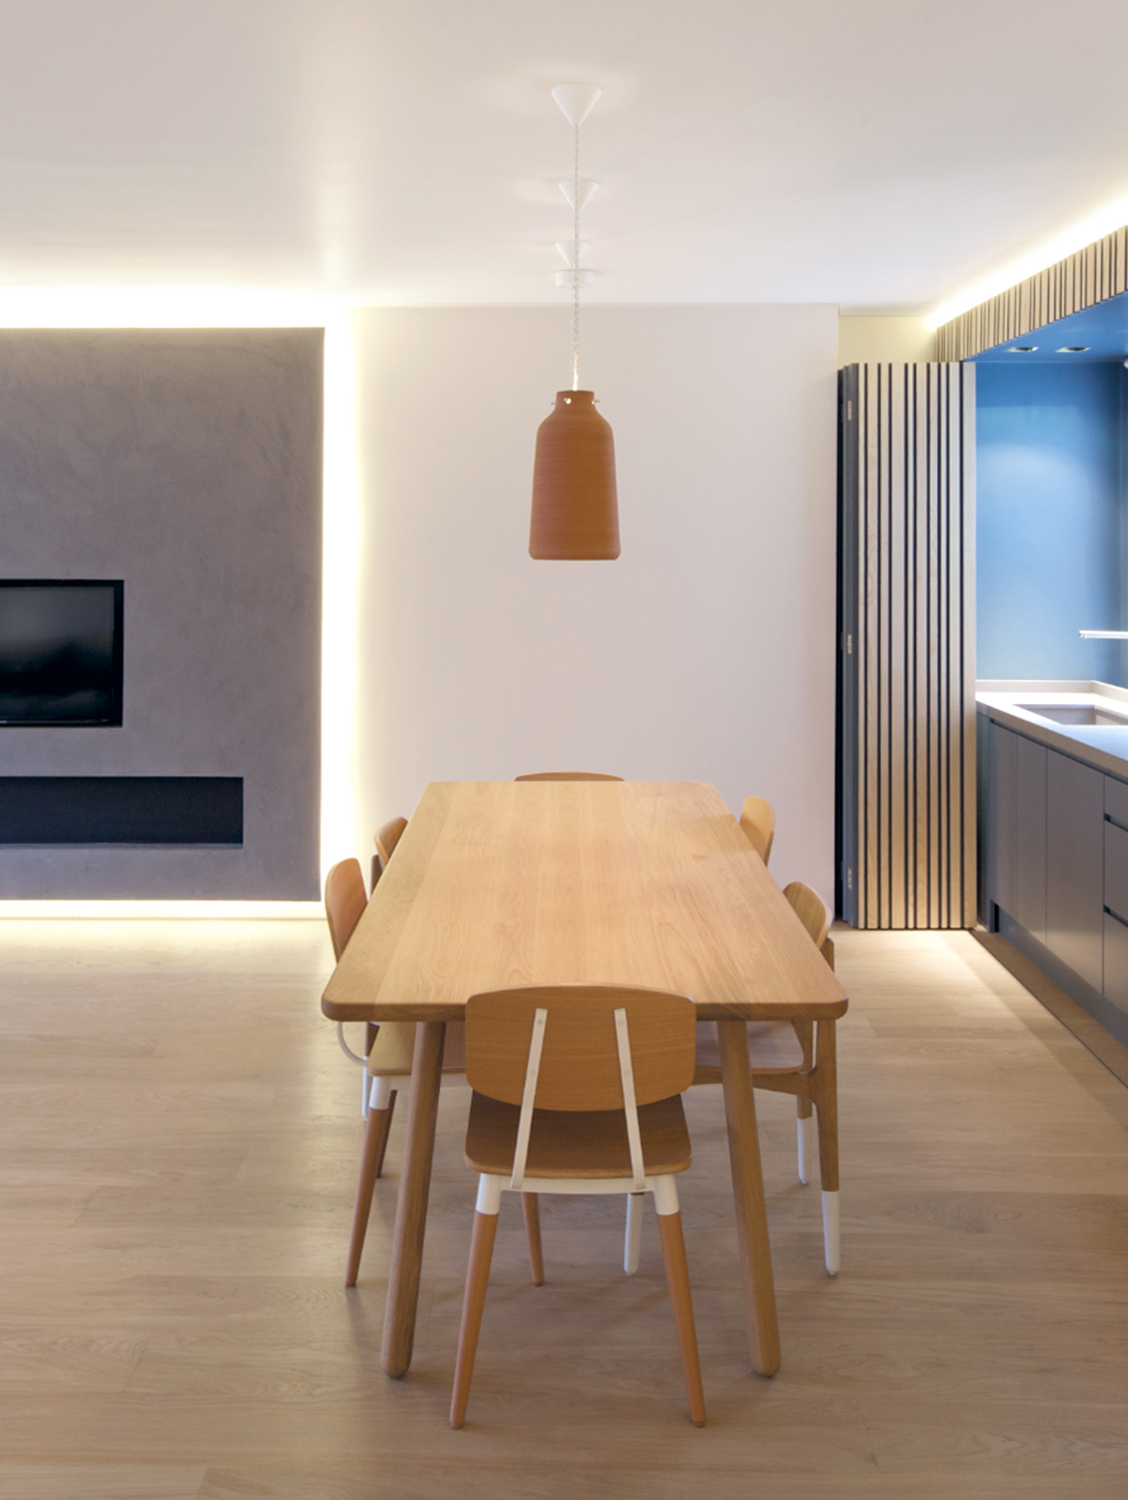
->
(346, 1092, 395, 1286)
(451, 1194, 501, 1429)
(796, 1097, 815, 1186)
(522, 1193, 544, 1285)
(372, 1090, 397, 1179)
(654, 1193, 706, 1428)
(812, 1018, 840, 1276)
(821, 1190, 841, 1277)
(624, 1191, 644, 1275)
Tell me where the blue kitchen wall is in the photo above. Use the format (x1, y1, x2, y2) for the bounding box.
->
(977, 360, 1126, 684)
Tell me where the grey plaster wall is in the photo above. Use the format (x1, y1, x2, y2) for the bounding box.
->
(0, 329, 322, 898)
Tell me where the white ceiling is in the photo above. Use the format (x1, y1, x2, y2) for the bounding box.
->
(3, 0, 1128, 311)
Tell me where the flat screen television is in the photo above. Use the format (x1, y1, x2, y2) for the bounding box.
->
(0, 581, 123, 726)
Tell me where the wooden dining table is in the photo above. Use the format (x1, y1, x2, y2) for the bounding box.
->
(320, 779, 848, 1380)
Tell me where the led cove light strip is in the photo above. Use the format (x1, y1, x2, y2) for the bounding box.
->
(0, 286, 332, 328)
(927, 185, 1128, 330)
(0, 901, 324, 919)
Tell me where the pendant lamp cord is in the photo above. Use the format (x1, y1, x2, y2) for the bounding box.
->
(571, 119, 580, 391)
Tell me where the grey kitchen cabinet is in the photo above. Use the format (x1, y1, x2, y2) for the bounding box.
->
(987, 722, 1017, 918)
(1107, 775, 1128, 830)
(1105, 818, 1128, 923)
(1014, 735, 1047, 942)
(1103, 913, 1128, 1016)
(980, 707, 1128, 1042)
(1103, 815, 1128, 1015)
(1045, 748, 1105, 994)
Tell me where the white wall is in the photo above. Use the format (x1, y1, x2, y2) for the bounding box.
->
(348, 304, 838, 901)
(838, 315, 936, 365)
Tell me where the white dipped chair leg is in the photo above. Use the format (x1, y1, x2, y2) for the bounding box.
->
(450, 1176, 504, 1429)
(624, 1191, 644, 1275)
(334, 1022, 370, 1116)
(822, 1189, 840, 1276)
(797, 1113, 816, 1185)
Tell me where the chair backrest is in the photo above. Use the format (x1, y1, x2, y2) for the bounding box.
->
(782, 881, 832, 953)
(324, 858, 368, 961)
(374, 815, 408, 870)
(371, 816, 408, 893)
(515, 772, 624, 782)
(740, 796, 775, 864)
(465, 986, 695, 1111)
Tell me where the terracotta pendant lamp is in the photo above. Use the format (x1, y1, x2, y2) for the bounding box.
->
(529, 84, 620, 560)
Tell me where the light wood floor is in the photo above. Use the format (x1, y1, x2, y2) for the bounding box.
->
(3, 919, 1128, 1499)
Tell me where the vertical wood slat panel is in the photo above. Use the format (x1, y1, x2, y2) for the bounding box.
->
(877, 365, 889, 927)
(843, 362, 975, 929)
(928, 366, 943, 929)
(888, 367, 907, 929)
(960, 367, 978, 926)
(935, 366, 947, 927)
(930, 365, 942, 925)
(913, 364, 930, 926)
(862, 364, 880, 925)
(953, 363, 971, 924)
(940, 366, 953, 926)
(940, 365, 956, 927)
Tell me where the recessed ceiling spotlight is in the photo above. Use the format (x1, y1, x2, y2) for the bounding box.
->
(1056, 346, 1090, 353)
(1008, 345, 1038, 353)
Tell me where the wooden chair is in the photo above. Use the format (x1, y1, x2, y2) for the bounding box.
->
(325, 854, 466, 1287)
(370, 815, 408, 905)
(515, 772, 624, 781)
(692, 881, 841, 1276)
(451, 985, 706, 1429)
(740, 795, 775, 864)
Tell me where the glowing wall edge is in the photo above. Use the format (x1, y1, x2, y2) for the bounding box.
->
(0, 286, 329, 328)
(320, 309, 365, 880)
(0, 287, 361, 915)
(0, 902, 324, 919)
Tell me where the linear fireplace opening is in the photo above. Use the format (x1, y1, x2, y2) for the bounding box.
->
(0, 777, 243, 846)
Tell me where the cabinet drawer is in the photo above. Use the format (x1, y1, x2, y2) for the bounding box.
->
(1014, 735, 1047, 942)
(1105, 913, 1128, 1016)
(1107, 820, 1128, 923)
(1046, 749, 1105, 994)
(988, 723, 1017, 915)
(1107, 776, 1128, 830)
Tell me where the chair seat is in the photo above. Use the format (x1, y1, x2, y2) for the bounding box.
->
(366, 1018, 467, 1077)
(465, 1091, 691, 1179)
(693, 1018, 805, 1078)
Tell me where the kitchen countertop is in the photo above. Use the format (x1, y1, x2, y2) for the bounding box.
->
(977, 679, 1128, 781)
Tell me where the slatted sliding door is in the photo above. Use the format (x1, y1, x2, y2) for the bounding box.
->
(838, 362, 977, 929)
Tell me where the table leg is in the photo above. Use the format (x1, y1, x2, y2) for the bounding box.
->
(717, 1018, 781, 1377)
(381, 1020, 446, 1378)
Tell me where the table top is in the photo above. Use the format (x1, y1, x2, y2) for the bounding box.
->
(320, 780, 848, 1024)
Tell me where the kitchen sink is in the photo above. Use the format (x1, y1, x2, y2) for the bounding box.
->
(1017, 702, 1128, 727)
